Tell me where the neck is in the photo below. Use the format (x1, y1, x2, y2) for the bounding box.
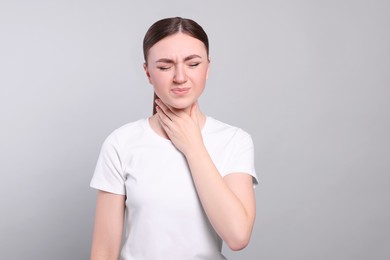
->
(149, 105, 206, 140)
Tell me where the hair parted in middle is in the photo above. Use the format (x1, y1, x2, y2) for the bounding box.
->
(143, 17, 210, 114)
(143, 17, 209, 65)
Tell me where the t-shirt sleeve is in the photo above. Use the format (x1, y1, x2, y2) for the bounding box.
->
(223, 129, 259, 186)
(90, 132, 126, 195)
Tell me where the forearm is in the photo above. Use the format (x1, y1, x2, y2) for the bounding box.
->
(90, 253, 119, 260)
(185, 145, 255, 250)
(154, 101, 255, 249)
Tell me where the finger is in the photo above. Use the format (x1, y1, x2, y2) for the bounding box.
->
(155, 99, 188, 118)
(155, 99, 177, 119)
(156, 106, 174, 128)
(156, 112, 173, 138)
(156, 112, 169, 131)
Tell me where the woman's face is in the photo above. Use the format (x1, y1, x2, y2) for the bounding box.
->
(144, 33, 210, 111)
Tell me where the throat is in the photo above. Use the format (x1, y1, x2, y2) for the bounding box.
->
(148, 111, 206, 140)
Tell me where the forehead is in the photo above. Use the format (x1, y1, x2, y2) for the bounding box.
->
(148, 33, 207, 60)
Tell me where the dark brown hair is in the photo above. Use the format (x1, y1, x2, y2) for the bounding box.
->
(143, 17, 209, 114)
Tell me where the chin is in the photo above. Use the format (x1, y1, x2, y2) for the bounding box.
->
(163, 98, 194, 108)
(170, 104, 192, 111)
(167, 101, 194, 111)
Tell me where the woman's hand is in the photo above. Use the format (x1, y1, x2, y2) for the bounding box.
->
(156, 99, 256, 251)
(155, 99, 204, 156)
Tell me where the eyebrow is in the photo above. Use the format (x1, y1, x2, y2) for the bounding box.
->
(155, 54, 202, 64)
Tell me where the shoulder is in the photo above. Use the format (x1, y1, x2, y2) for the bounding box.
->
(205, 116, 252, 142)
(112, 119, 146, 138)
(102, 118, 148, 149)
(204, 117, 257, 182)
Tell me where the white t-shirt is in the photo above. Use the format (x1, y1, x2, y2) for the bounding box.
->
(90, 116, 258, 260)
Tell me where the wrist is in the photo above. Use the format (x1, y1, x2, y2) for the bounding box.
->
(184, 142, 208, 160)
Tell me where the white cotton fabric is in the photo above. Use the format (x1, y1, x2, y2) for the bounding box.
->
(90, 116, 258, 260)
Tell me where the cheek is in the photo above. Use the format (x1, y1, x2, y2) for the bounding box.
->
(196, 69, 209, 85)
(150, 76, 171, 99)
(149, 72, 169, 88)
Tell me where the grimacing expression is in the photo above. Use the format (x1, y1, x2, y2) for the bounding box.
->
(144, 33, 210, 111)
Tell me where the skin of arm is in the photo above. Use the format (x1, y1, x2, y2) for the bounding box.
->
(90, 191, 126, 260)
(156, 100, 256, 250)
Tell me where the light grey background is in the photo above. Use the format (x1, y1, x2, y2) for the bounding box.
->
(1, 0, 389, 259)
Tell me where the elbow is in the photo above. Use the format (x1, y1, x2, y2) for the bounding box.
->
(225, 232, 251, 251)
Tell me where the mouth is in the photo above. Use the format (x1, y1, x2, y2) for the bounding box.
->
(171, 87, 190, 95)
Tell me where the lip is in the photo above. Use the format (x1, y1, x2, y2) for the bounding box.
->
(171, 87, 190, 95)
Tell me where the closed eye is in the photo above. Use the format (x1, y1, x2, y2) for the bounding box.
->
(157, 66, 171, 71)
(188, 63, 200, 68)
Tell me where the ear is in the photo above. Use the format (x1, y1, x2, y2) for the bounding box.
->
(206, 59, 211, 80)
(143, 63, 152, 84)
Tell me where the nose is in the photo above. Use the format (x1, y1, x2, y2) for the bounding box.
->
(173, 65, 187, 84)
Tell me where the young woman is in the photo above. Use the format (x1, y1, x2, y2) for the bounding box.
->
(90, 17, 258, 260)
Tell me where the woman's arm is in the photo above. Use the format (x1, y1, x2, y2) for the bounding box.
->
(155, 101, 256, 250)
(90, 191, 126, 260)
(185, 148, 256, 251)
